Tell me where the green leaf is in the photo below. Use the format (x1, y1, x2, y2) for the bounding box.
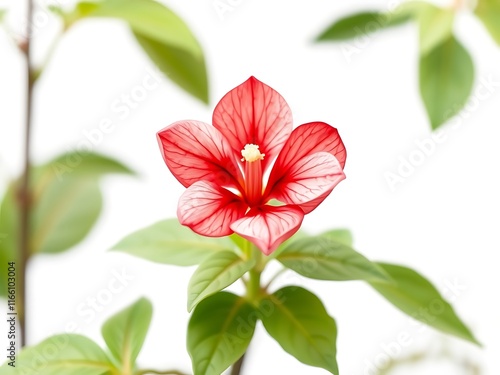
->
(0, 10, 6, 22)
(1, 176, 101, 258)
(31, 150, 135, 253)
(111, 219, 235, 266)
(316, 10, 411, 41)
(86, 0, 201, 56)
(267, 229, 308, 260)
(475, 0, 500, 45)
(31, 178, 103, 254)
(260, 287, 338, 374)
(188, 251, 256, 312)
(0, 248, 10, 298)
(101, 297, 153, 370)
(277, 236, 390, 282)
(229, 234, 246, 252)
(419, 36, 474, 129)
(0, 152, 133, 261)
(319, 228, 353, 246)
(315, 1, 455, 55)
(188, 292, 257, 375)
(0, 334, 115, 374)
(370, 263, 480, 345)
(48, 5, 65, 17)
(415, 3, 455, 56)
(75, 0, 209, 103)
(0, 187, 18, 297)
(133, 32, 208, 104)
(49, 151, 135, 179)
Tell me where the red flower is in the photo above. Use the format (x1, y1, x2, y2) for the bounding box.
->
(157, 77, 346, 255)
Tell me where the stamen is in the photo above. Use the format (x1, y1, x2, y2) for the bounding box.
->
(241, 144, 265, 163)
(241, 144, 264, 205)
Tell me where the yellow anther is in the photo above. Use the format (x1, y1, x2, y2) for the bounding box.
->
(241, 144, 265, 162)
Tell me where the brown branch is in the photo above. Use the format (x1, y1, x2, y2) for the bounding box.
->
(18, 0, 35, 347)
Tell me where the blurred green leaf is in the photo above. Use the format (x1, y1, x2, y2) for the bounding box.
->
(86, 0, 200, 55)
(31, 152, 132, 254)
(72, 0, 209, 103)
(0, 10, 6, 22)
(134, 32, 208, 104)
(229, 233, 246, 252)
(260, 286, 338, 374)
(111, 219, 235, 266)
(101, 297, 152, 370)
(316, 10, 412, 42)
(319, 228, 353, 246)
(188, 292, 257, 375)
(475, 0, 500, 45)
(0, 152, 132, 263)
(277, 236, 390, 282)
(48, 5, 65, 17)
(419, 36, 474, 129)
(415, 3, 454, 56)
(370, 263, 480, 345)
(0, 249, 10, 298)
(32, 178, 102, 254)
(188, 251, 255, 312)
(0, 186, 18, 297)
(49, 151, 135, 178)
(0, 334, 115, 374)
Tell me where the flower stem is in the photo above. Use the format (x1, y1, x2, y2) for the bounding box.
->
(17, 0, 35, 348)
(244, 240, 262, 302)
(231, 239, 263, 375)
(246, 269, 261, 301)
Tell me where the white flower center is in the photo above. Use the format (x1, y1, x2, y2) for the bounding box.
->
(241, 144, 265, 162)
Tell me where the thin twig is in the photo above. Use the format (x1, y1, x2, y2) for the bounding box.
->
(17, 0, 35, 347)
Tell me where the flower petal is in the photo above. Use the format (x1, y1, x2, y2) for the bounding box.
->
(158, 120, 244, 189)
(230, 205, 304, 255)
(265, 122, 347, 213)
(212, 77, 293, 171)
(177, 181, 247, 237)
(271, 121, 346, 170)
(268, 152, 345, 214)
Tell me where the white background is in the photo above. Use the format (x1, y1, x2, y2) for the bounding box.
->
(1, 0, 499, 374)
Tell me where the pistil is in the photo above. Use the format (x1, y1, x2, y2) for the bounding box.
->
(241, 144, 265, 205)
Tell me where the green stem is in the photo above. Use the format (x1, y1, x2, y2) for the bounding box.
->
(244, 240, 262, 302)
(246, 269, 261, 301)
(231, 239, 264, 375)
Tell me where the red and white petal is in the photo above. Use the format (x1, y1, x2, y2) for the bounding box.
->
(230, 205, 304, 255)
(177, 181, 247, 237)
(212, 77, 292, 171)
(271, 121, 346, 173)
(267, 152, 345, 214)
(157, 120, 243, 189)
